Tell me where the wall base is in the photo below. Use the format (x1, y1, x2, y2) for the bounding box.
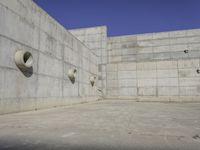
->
(105, 96, 200, 103)
(0, 96, 99, 115)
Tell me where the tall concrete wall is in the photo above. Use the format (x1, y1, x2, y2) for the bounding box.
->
(1, 0, 200, 115)
(70, 26, 107, 96)
(0, 0, 99, 114)
(107, 29, 200, 101)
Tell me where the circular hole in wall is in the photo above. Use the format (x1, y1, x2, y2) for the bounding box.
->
(68, 68, 77, 84)
(15, 50, 33, 77)
(196, 69, 200, 74)
(184, 50, 189, 53)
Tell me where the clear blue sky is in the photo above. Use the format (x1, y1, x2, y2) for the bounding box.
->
(34, 0, 200, 36)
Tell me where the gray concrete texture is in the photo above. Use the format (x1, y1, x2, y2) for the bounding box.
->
(1, 0, 200, 149)
(106, 30, 200, 100)
(0, 0, 99, 114)
(1, 0, 200, 115)
(107, 30, 200, 63)
(70, 26, 108, 96)
(106, 59, 200, 99)
(69, 26, 200, 101)
(0, 100, 200, 149)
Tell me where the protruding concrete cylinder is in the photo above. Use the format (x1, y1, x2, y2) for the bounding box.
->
(15, 50, 33, 70)
(68, 68, 77, 84)
(90, 76, 96, 87)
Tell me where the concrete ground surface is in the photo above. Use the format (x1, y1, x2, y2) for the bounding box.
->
(0, 100, 200, 150)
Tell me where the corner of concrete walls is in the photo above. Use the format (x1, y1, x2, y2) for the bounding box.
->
(1, 0, 200, 116)
(69, 26, 108, 97)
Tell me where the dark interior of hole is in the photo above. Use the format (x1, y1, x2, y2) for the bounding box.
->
(197, 69, 200, 74)
(23, 52, 31, 63)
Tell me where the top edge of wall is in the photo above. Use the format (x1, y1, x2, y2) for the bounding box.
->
(31, 1, 200, 41)
(108, 28, 200, 39)
(69, 25, 107, 31)
(31, 0, 98, 56)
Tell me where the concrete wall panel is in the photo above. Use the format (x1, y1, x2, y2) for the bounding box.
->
(138, 87, 156, 96)
(106, 28, 200, 100)
(0, 0, 98, 114)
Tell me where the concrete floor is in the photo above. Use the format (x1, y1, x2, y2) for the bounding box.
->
(0, 100, 200, 150)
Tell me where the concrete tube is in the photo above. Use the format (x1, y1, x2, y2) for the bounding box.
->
(68, 68, 77, 84)
(15, 50, 33, 69)
(90, 76, 96, 87)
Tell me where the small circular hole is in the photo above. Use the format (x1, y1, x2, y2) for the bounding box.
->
(196, 69, 200, 74)
(184, 50, 189, 53)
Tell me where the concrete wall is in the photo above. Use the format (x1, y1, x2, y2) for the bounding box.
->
(1, 0, 200, 115)
(107, 29, 200, 101)
(70, 26, 107, 96)
(0, 0, 99, 114)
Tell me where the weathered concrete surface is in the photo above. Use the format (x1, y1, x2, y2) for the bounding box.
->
(70, 26, 108, 97)
(1, 0, 200, 116)
(0, 0, 99, 114)
(0, 100, 200, 149)
(69, 26, 200, 101)
(106, 29, 200, 100)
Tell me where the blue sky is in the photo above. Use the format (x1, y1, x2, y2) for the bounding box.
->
(34, 0, 200, 36)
